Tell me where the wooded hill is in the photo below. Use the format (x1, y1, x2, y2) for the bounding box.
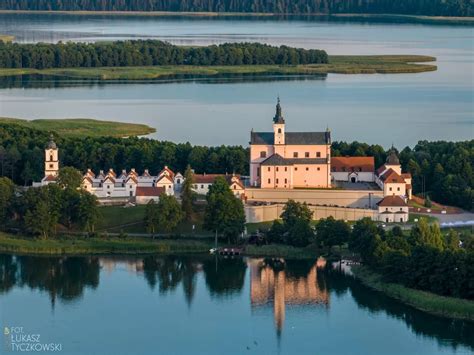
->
(0, 0, 471, 17)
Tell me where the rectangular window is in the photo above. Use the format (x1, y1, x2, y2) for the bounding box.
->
(276, 179, 279, 184)
(316, 152, 321, 158)
(260, 151, 266, 158)
(276, 167, 279, 172)
(389, 187, 392, 191)
(285, 178, 287, 183)
(306, 167, 309, 171)
(293, 152, 298, 158)
(268, 179, 271, 184)
(397, 187, 400, 191)
(268, 167, 271, 172)
(257, 167, 260, 177)
(201, 185, 204, 189)
(317, 167, 320, 171)
(305, 152, 310, 158)
(284, 167, 287, 172)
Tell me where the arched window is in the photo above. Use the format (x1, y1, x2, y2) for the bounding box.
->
(50, 155, 53, 161)
(278, 128, 282, 133)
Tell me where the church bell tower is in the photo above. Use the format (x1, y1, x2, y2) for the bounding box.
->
(273, 97, 285, 145)
(44, 134, 59, 177)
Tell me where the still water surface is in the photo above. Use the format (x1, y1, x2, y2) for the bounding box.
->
(0, 254, 472, 355)
(0, 14, 472, 147)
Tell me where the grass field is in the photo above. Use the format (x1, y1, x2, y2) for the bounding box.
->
(0, 117, 155, 138)
(352, 266, 474, 321)
(0, 34, 14, 42)
(0, 55, 437, 80)
(0, 233, 212, 255)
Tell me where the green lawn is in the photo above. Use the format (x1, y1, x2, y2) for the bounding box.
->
(0, 117, 155, 138)
(0, 233, 212, 255)
(0, 55, 437, 80)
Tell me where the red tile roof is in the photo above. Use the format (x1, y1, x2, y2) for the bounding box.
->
(332, 157, 374, 173)
(377, 195, 407, 207)
(44, 175, 56, 182)
(136, 186, 165, 197)
(159, 166, 175, 179)
(380, 169, 405, 184)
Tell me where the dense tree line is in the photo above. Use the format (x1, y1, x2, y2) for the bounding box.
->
(0, 123, 472, 210)
(266, 202, 473, 299)
(1, 169, 99, 238)
(349, 218, 474, 300)
(0, 0, 471, 16)
(0, 40, 328, 69)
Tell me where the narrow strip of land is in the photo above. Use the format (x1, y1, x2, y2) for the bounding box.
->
(352, 266, 474, 321)
(0, 10, 472, 25)
(0, 117, 155, 138)
(0, 55, 437, 80)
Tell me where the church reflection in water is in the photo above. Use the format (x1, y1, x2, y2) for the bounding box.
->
(249, 258, 329, 336)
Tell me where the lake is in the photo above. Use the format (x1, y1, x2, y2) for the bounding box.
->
(0, 253, 472, 355)
(0, 14, 472, 147)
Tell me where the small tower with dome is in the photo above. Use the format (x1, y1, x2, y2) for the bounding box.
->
(44, 134, 59, 177)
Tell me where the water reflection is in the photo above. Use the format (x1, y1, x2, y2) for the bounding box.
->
(0, 73, 327, 90)
(0, 254, 99, 307)
(0, 253, 472, 352)
(249, 258, 329, 337)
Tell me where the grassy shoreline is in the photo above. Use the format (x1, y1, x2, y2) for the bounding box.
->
(0, 117, 155, 138)
(352, 265, 474, 321)
(0, 56, 437, 80)
(0, 233, 319, 258)
(0, 10, 472, 25)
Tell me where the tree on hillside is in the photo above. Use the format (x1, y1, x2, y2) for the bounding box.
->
(204, 177, 245, 243)
(316, 216, 350, 253)
(0, 177, 14, 226)
(444, 229, 460, 250)
(145, 200, 160, 235)
(157, 194, 183, 234)
(409, 218, 444, 250)
(181, 165, 195, 221)
(280, 200, 312, 230)
(57, 166, 83, 190)
(349, 217, 388, 265)
(60, 187, 81, 229)
(78, 192, 99, 233)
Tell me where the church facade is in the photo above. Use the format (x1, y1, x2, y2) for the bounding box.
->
(250, 99, 332, 189)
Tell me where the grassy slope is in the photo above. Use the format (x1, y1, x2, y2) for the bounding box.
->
(352, 265, 474, 321)
(0, 55, 437, 80)
(0, 34, 14, 42)
(0, 232, 212, 255)
(0, 117, 155, 138)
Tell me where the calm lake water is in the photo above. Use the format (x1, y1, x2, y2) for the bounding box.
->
(0, 253, 472, 355)
(0, 14, 472, 147)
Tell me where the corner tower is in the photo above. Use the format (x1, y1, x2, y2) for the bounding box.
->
(273, 97, 285, 145)
(45, 134, 59, 177)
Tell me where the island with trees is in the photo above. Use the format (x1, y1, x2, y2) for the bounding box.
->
(0, 40, 437, 78)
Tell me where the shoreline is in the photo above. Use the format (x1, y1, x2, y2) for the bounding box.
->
(0, 234, 317, 259)
(351, 265, 474, 321)
(0, 10, 472, 25)
(0, 56, 437, 80)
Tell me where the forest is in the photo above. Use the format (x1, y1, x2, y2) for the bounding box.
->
(0, 0, 471, 17)
(0, 123, 472, 210)
(0, 40, 328, 69)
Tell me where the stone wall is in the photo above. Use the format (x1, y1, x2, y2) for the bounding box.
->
(245, 188, 384, 209)
(245, 203, 378, 223)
